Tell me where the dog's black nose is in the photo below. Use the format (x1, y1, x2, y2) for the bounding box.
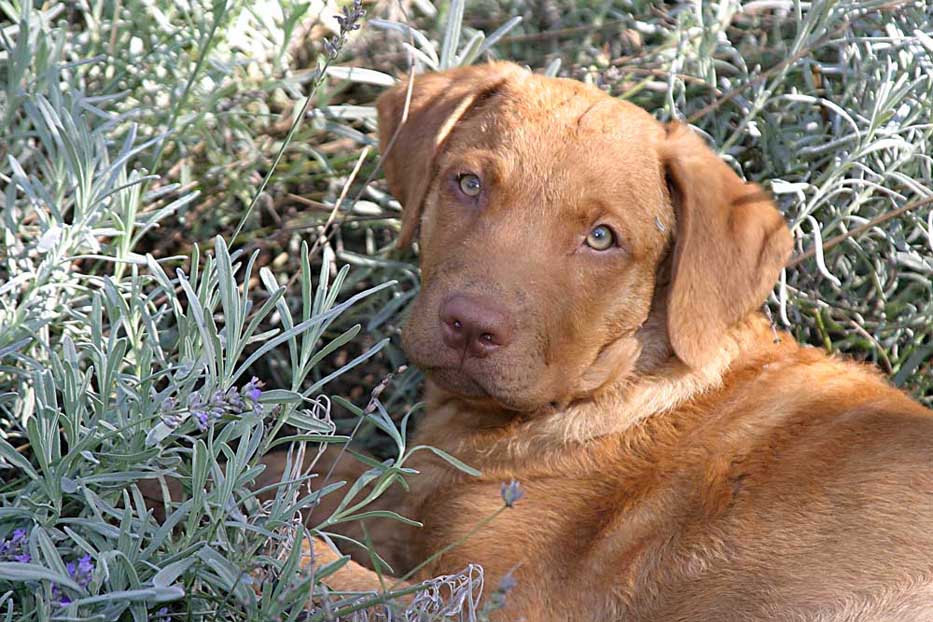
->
(439, 295, 513, 358)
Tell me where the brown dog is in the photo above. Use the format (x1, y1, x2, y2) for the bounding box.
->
(314, 61, 933, 620)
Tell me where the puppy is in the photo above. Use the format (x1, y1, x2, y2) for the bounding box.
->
(329, 62, 933, 620)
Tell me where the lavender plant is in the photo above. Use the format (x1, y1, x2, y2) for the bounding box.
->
(0, 0, 487, 619)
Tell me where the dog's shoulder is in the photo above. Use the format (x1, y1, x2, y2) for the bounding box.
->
(702, 349, 933, 608)
(721, 345, 933, 524)
(644, 350, 933, 620)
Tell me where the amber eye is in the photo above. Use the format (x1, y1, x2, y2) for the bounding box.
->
(585, 225, 615, 251)
(458, 173, 482, 197)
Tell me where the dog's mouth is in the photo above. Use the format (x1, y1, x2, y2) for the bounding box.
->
(424, 367, 490, 399)
(423, 366, 548, 413)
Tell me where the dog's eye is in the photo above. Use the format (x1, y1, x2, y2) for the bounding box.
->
(458, 173, 482, 197)
(585, 225, 615, 251)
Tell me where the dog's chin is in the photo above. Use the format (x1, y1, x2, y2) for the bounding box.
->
(403, 332, 554, 412)
(426, 368, 490, 399)
(424, 368, 548, 413)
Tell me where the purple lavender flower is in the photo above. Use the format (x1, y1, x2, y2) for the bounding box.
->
(155, 607, 170, 622)
(223, 386, 243, 410)
(77, 554, 93, 577)
(481, 568, 518, 614)
(52, 553, 94, 606)
(160, 397, 184, 429)
(498, 571, 517, 593)
(180, 378, 269, 433)
(210, 389, 225, 407)
(500, 480, 524, 508)
(162, 412, 184, 429)
(0, 528, 30, 563)
(243, 377, 263, 403)
(193, 410, 209, 430)
(323, 0, 364, 60)
(159, 397, 185, 430)
(50, 584, 67, 604)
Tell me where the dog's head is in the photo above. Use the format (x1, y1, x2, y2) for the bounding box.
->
(378, 62, 792, 413)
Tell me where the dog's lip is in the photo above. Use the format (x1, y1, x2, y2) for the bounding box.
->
(423, 366, 491, 399)
(422, 366, 546, 413)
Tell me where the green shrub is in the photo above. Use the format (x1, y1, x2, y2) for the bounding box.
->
(0, 0, 491, 618)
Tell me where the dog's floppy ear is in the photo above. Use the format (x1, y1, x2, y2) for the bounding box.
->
(376, 62, 524, 248)
(661, 123, 793, 369)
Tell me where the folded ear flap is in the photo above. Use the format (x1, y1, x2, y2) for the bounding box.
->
(661, 123, 793, 369)
(376, 62, 525, 248)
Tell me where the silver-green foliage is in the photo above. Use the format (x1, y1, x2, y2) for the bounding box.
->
(655, 1, 932, 402)
(0, 0, 486, 619)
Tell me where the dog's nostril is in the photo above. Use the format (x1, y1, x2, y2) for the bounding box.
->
(438, 294, 513, 357)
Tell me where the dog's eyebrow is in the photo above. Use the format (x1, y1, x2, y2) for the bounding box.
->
(469, 81, 508, 115)
(435, 80, 508, 149)
(427, 80, 509, 187)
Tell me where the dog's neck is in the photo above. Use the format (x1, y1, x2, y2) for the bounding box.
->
(416, 311, 783, 467)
